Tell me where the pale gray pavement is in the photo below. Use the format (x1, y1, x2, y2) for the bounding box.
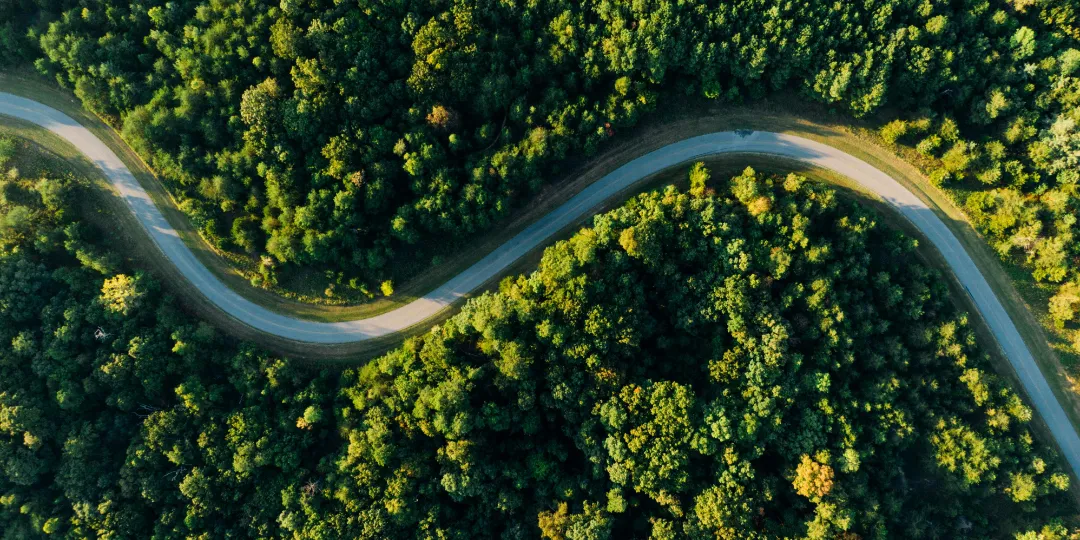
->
(3, 92, 1080, 476)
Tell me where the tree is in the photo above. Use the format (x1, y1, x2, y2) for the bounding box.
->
(0, 137, 14, 170)
(1011, 27, 1037, 61)
(599, 381, 699, 504)
(793, 455, 835, 501)
(100, 274, 144, 316)
(1032, 115, 1080, 181)
(1050, 281, 1080, 326)
(880, 120, 909, 144)
(689, 162, 710, 198)
(7, 2, 1080, 536)
(931, 418, 999, 487)
(426, 105, 458, 131)
(1030, 236, 1070, 283)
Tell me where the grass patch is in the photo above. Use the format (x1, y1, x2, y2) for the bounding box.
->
(0, 70, 422, 321)
(591, 94, 1080, 450)
(0, 120, 451, 360)
(643, 158, 1080, 502)
(6, 103, 1080, 498)
(3, 72, 1078, 448)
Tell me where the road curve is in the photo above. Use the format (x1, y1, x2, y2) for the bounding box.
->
(3, 92, 1080, 475)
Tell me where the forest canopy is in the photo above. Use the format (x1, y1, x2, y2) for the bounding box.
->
(0, 0, 1076, 315)
(0, 139, 1074, 537)
(3, 0, 1080, 536)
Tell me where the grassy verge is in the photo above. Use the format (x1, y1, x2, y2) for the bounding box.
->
(0, 70, 423, 321)
(0, 118, 447, 360)
(645, 158, 1080, 503)
(0, 110, 581, 361)
(829, 128, 1080, 444)
(594, 96, 1080, 447)
(3, 71, 1079, 443)
(10, 125, 1080, 501)
(1, 68, 652, 320)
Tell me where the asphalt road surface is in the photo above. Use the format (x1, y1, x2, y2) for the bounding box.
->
(3, 92, 1080, 477)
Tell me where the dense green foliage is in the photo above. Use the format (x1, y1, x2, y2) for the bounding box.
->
(0, 138, 341, 537)
(0, 1, 38, 67)
(0, 142, 1074, 537)
(3, 0, 1076, 305)
(875, 45, 1080, 354)
(329, 169, 1074, 538)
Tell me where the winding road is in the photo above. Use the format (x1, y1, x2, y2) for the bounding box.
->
(3, 92, 1080, 477)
